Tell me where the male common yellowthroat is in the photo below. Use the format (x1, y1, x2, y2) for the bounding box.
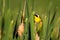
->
(34, 14, 43, 32)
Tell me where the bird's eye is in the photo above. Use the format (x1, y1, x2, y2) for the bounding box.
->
(34, 14, 38, 17)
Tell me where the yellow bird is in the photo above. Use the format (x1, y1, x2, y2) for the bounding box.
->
(34, 14, 43, 32)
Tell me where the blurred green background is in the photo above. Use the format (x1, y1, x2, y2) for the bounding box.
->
(0, 0, 60, 40)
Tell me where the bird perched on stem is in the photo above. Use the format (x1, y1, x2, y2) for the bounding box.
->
(34, 14, 43, 40)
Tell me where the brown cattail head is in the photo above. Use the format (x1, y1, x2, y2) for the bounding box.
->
(17, 22, 24, 36)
